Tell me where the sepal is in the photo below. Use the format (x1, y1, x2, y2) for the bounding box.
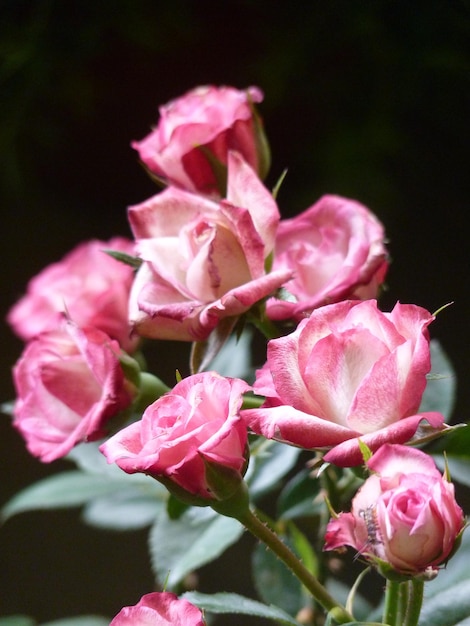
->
(248, 93, 271, 181)
(200, 444, 250, 502)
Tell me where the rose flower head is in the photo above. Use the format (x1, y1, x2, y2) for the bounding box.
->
(7, 237, 137, 354)
(127, 151, 292, 342)
(12, 320, 134, 463)
(132, 84, 270, 196)
(100, 371, 250, 503)
(324, 444, 465, 579)
(242, 299, 445, 466)
(110, 591, 206, 626)
(266, 194, 389, 321)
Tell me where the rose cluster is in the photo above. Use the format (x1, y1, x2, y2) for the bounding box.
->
(6, 84, 463, 619)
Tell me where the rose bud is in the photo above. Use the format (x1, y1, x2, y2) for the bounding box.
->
(324, 444, 465, 579)
(132, 84, 270, 196)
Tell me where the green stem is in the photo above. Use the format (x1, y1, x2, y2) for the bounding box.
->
(403, 579, 424, 626)
(238, 506, 354, 623)
(398, 582, 410, 625)
(383, 580, 401, 626)
(383, 578, 424, 626)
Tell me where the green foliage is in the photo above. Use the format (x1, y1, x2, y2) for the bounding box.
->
(277, 467, 323, 520)
(420, 340, 457, 419)
(252, 537, 306, 617)
(182, 591, 303, 625)
(247, 439, 302, 499)
(149, 507, 243, 590)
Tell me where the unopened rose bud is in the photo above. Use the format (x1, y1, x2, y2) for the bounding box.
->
(324, 444, 465, 579)
(132, 84, 269, 196)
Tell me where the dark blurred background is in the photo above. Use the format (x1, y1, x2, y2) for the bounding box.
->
(1, 1, 468, 623)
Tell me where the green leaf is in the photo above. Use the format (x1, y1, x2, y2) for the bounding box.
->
(420, 339, 457, 419)
(103, 248, 142, 269)
(149, 507, 243, 589)
(190, 316, 237, 374)
(433, 455, 470, 487)
(417, 579, 470, 625)
(182, 591, 302, 625)
(247, 439, 302, 499)
(1, 471, 134, 522)
(277, 468, 323, 520)
(0, 401, 14, 416)
(252, 534, 305, 617)
(203, 326, 254, 379)
(0, 617, 36, 626)
(82, 487, 164, 530)
(434, 423, 470, 457)
(288, 522, 319, 578)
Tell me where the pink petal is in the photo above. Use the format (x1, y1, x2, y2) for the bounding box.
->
(323, 412, 445, 467)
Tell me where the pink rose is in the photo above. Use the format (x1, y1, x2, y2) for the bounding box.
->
(100, 372, 249, 500)
(127, 152, 292, 341)
(13, 320, 133, 463)
(266, 195, 388, 321)
(132, 84, 269, 195)
(7, 238, 137, 353)
(110, 591, 206, 626)
(242, 299, 445, 466)
(324, 444, 464, 577)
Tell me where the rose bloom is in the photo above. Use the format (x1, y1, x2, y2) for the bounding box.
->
(324, 444, 464, 577)
(7, 237, 137, 353)
(242, 299, 445, 467)
(127, 151, 292, 341)
(110, 591, 205, 626)
(266, 195, 388, 321)
(131, 84, 268, 195)
(100, 371, 249, 500)
(13, 321, 134, 463)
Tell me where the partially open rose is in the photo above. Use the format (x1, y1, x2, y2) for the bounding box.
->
(101, 371, 250, 501)
(13, 321, 134, 462)
(242, 299, 444, 466)
(7, 237, 137, 353)
(266, 194, 388, 321)
(128, 151, 291, 341)
(132, 84, 269, 196)
(324, 444, 464, 577)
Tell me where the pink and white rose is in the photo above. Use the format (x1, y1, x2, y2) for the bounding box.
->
(13, 320, 134, 462)
(324, 444, 464, 577)
(110, 591, 206, 626)
(132, 84, 268, 195)
(242, 299, 445, 466)
(127, 151, 292, 341)
(7, 237, 137, 353)
(266, 195, 388, 321)
(100, 371, 249, 500)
